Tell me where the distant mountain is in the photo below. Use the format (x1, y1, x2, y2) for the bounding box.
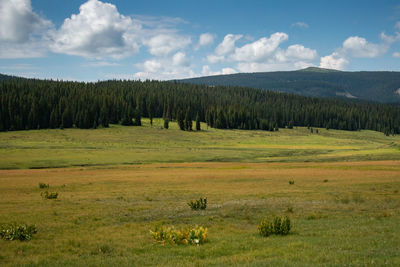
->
(179, 67, 400, 103)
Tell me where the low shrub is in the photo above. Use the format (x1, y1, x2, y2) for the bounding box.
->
(150, 225, 208, 245)
(188, 197, 207, 210)
(258, 216, 291, 237)
(0, 224, 37, 241)
(41, 191, 58, 199)
(38, 183, 49, 189)
(289, 180, 295, 185)
(286, 206, 294, 213)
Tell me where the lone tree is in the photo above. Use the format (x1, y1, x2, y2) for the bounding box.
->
(196, 113, 201, 131)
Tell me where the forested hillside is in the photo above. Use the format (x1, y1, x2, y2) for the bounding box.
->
(0, 74, 14, 81)
(180, 67, 400, 103)
(1, 78, 400, 135)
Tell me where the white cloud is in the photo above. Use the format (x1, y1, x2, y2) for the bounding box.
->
(283, 44, 317, 60)
(232, 32, 289, 62)
(145, 34, 191, 56)
(320, 52, 348, 70)
(0, 0, 53, 58)
(172, 52, 189, 66)
(197, 33, 215, 47)
(215, 34, 243, 55)
(134, 53, 194, 80)
(206, 54, 225, 64)
(206, 34, 242, 63)
(0, 0, 52, 42)
(393, 52, 400, 58)
(201, 65, 237, 76)
(320, 34, 392, 70)
(205, 32, 317, 72)
(291, 22, 309, 29)
(51, 0, 141, 59)
(342, 36, 387, 58)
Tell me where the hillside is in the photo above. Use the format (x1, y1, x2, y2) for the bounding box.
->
(179, 67, 400, 103)
(0, 73, 14, 81)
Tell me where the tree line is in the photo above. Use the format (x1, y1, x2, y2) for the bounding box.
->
(0, 78, 399, 135)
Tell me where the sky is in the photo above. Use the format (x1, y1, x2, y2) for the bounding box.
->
(0, 0, 400, 81)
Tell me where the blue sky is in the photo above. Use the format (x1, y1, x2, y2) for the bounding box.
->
(0, 0, 400, 81)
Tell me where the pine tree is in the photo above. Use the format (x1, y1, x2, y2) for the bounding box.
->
(134, 109, 141, 126)
(164, 118, 169, 129)
(185, 110, 192, 131)
(177, 110, 185, 130)
(195, 113, 201, 131)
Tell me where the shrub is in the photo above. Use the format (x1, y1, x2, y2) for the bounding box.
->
(323, 179, 329, 183)
(0, 224, 37, 241)
(258, 216, 291, 237)
(150, 225, 208, 245)
(257, 219, 273, 237)
(38, 183, 49, 189)
(188, 197, 207, 210)
(289, 180, 295, 185)
(41, 191, 58, 199)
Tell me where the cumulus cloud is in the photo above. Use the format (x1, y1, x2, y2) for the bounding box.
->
(201, 65, 237, 76)
(172, 52, 189, 66)
(320, 52, 349, 70)
(205, 32, 317, 72)
(232, 32, 289, 62)
(0, 0, 52, 42)
(215, 34, 243, 55)
(134, 52, 194, 80)
(145, 34, 191, 56)
(196, 33, 214, 49)
(342, 36, 387, 58)
(206, 34, 242, 63)
(291, 22, 309, 29)
(0, 0, 53, 58)
(320, 34, 392, 70)
(51, 0, 141, 59)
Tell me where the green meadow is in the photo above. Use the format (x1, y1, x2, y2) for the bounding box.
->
(0, 119, 399, 266)
(1, 119, 399, 169)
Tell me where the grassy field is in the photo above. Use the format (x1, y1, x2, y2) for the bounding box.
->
(0, 120, 400, 266)
(0, 119, 399, 169)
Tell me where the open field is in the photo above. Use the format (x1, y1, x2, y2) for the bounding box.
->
(1, 121, 400, 266)
(1, 119, 400, 169)
(0, 161, 399, 266)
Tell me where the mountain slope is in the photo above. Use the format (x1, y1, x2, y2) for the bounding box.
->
(180, 67, 400, 103)
(0, 73, 16, 81)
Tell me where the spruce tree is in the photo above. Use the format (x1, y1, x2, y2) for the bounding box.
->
(195, 113, 201, 131)
(164, 118, 169, 129)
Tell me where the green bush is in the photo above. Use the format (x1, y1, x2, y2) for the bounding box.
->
(150, 225, 208, 245)
(289, 180, 295, 185)
(188, 197, 207, 210)
(258, 216, 291, 237)
(0, 224, 37, 241)
(41, 191, 58, 199)
(38, 183, 49, 189)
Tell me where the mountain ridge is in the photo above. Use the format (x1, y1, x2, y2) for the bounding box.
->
(179, 67, 400, 103)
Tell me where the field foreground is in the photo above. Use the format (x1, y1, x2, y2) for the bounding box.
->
(0, 161, 399, 266)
